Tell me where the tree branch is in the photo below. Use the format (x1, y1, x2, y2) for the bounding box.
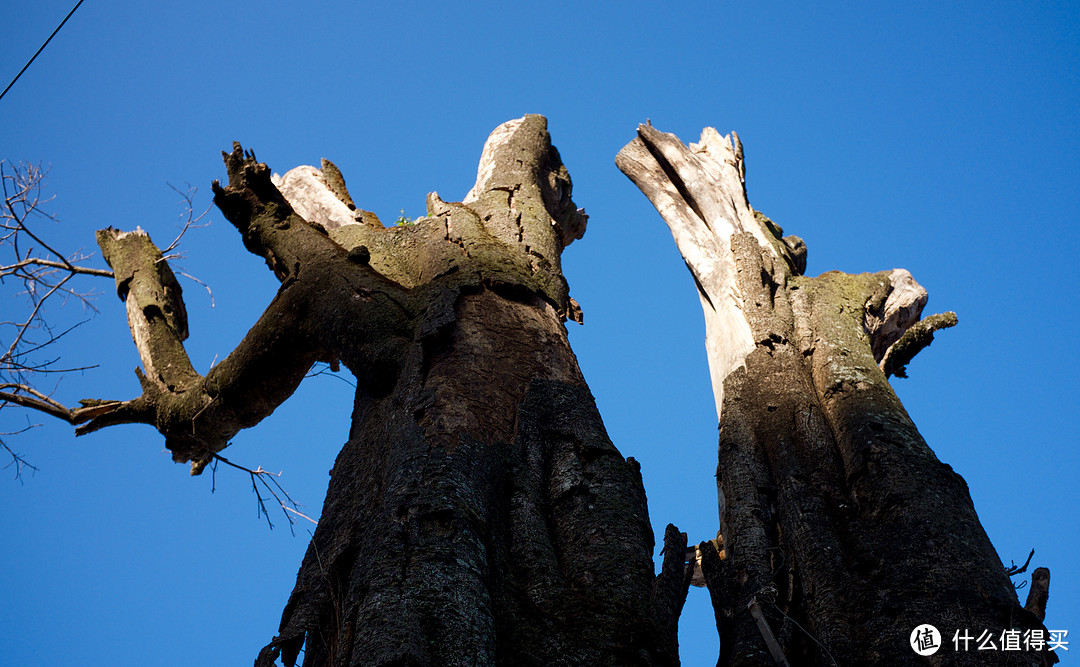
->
(616, 124, 804, 419)
(1006, 549, 1036, 577)
(80, 226, 327, 469)
(211, 453, 316, 533)
(71, 147, 415, 472)
(651, 523, 691, 662)
(0, 256, 112, 278)
(162, 182, 212, 255)
(1, 161, 119, 448)
(879, 311, 958, 378)
(0, 420, 40, 480)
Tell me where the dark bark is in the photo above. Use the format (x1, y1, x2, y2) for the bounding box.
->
(618, 123, 1058, 666)
(1025, 568, 1051, 623)
(83, 117, 688, 666)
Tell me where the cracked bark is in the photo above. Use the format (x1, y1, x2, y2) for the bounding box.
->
(83, 116, 687, 666)
(618, 123, 1057, 666)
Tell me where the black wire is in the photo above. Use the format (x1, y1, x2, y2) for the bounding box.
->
(0, 0, 87, 104)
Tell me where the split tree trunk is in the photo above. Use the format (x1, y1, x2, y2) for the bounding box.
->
(86, 117, 690, 666)
(617, 124, 1056, 666)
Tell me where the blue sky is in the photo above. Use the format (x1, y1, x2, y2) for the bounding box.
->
(2, 1, 1077, 664)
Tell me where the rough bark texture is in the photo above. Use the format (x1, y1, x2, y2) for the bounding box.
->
(87, 116, 689, 666)
(618, 123, 1057, 666)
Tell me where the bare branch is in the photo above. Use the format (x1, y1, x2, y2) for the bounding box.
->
(175, 270, 214, 307)
(879, 311, 958, 378)
(0, 419, 39, 481)
(211, 453, 314, 533)
(0, 385, 122, 424)
(1, 441, 38, 480)
(305, 362, 357, 388)
(162, 182, 212, 254)
(4, 272, 74, 363)
(0, 256, 112, 278)
(1, 161, 111, 379)
(1005, 549, 1036, 577)
(0, 161, 129, 465)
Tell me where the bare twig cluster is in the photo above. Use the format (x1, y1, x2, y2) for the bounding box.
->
(2, 420, 39, 480)
(163, 183, 215, 307)
(0, 160, 112, 475)
(211, 453, 318, 534)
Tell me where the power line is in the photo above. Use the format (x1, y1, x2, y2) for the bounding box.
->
(0, 0, 87, 104)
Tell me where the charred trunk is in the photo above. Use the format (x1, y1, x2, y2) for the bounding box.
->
(85, 116, 689, 666)
(617, 123, 1057, 666)
(251, 117, 690, 666)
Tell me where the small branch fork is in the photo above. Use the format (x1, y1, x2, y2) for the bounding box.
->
(210, 453, 317, 534)
(1, 421, 39, 480)
(162, 183, 215, 307)
(162, 182, 212, 255)
(1006, 549, 1036, 578)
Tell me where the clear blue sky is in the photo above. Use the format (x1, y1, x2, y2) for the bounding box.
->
(2, 2, 1077, 664)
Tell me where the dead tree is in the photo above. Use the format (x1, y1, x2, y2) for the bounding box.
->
(617, 123, 1057, 666)
(3, 117, 691, 666)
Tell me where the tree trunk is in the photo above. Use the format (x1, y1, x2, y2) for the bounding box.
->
(617, 123, 1057, 666)
(251, 117, 697, 666)
(86, 116, 689, 666)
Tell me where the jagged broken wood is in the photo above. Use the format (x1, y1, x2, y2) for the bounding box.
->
(618, 123, 1056, 666)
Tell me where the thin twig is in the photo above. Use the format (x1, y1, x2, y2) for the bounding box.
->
(163, 183, 212, 254)
(1005, 549, 1036, 577)
(0, 256, 112, 278)
(283, 506, 319, 525)
(754, 586, 840, 667)
(305, 362, 357, 388)
(0, 418, 39, 481)
(211, 453, 313, 534)
(4, 273, 73, 363)
(176, 271, 214, 307)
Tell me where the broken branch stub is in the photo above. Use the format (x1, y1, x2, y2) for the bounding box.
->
(617, 124, 956, 417)
(616, 124, 805, 418)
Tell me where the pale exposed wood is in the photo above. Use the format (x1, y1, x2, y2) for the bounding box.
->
(618, 122, 1051, 666)
(464, 117, 527, 204)
(686, 531, 724, 588)
(272, 165, 362, 231)
(863, 268, 928, 362)
(464, 116, 587, 248)
(616, 124, 799, 420)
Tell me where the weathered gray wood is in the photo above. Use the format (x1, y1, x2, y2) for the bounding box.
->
(616, 124, 803, 419)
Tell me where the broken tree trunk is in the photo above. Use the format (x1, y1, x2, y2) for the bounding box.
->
(249, 117, 691, 666)
(617, 123, 1056, 666)
(84, 116, 690, 666)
